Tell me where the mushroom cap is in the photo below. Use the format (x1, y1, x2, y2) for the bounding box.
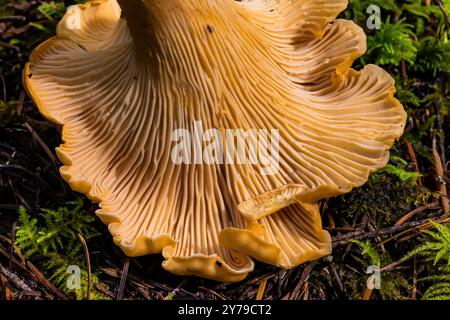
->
(24, 0, 406, 282)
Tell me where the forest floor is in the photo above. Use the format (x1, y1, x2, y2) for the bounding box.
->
(0, 0, 449, 300)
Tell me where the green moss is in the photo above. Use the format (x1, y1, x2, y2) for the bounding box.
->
(15, 199, 108, 300)
(330, 168, 431, 227)
(403, 222, 450, 300)
(366, 19, 417, 66)
(351, 240, 412, 300)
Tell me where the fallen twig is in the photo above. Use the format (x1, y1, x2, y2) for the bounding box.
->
(0, 261, 32, 293)
(362, 287, 373, 300)
(9, 222, 16, 270)
(433, 137, 449, 213)
(342, 214, 370, 260)
(0, 40, 19, 51)
(332, 215, 448, 247)
(26, 261, 67, 300)
(24, 122, 59, 167)
(17, 90, 25, 116)
(0, 242, 26, 273)
(101, 266, 173, 292)
(379, 216, 450, 247)
(395, 201, 440, 226)
(0, 273, 13, 300)
(0, 164, 54, 192)
(412, 257, 417, 300)
(0, 69, 6, 100)
(328, 263, 345, 300)
(0, 16, 25, 23)
(116, 257, 130, 300)
(380, 260, 404, 272)
(433, 0, 450, 26)
(255, 278, 268, 300)
(404, 138, 422, 186)
(78, 234, 92, 300)
(282, 262, 316, 300)
(96, 283, 116, 299)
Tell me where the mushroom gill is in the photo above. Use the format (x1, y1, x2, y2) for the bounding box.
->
(23, 0, 407, 282)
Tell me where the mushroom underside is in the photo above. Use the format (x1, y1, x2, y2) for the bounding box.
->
(23, 0, 406, 281)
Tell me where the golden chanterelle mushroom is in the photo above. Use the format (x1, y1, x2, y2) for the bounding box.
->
(24, 0, 406, 281)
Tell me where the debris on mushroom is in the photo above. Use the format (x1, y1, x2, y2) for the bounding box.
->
(23, 0, 407, 282)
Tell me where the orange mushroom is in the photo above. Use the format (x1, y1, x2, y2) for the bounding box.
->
(24, 0, 406, 282)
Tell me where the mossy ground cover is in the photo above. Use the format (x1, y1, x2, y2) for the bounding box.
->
(0, 0, 449, 300)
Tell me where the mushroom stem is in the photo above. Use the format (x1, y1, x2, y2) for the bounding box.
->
(116, 0, 162, 58)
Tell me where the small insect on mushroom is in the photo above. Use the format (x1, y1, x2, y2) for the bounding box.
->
(207, 24, 215, 34)
(23, 0, 406, 282)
